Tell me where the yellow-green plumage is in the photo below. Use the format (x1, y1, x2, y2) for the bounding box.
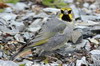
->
(11, 7, 74, 61)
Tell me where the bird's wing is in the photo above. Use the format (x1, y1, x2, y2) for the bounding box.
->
(28, 38, 49, 48)
(29, 18, 66, 43)
(39, 32, 69, 51)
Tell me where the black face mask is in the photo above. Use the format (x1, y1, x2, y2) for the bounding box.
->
(68, 10, 72, 14)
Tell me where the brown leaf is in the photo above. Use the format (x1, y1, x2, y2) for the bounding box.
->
(35, 0, 42, 4)
(16, 49, 32, 59)
(95, 8, 100, 14)
(0, 2, 9, 8)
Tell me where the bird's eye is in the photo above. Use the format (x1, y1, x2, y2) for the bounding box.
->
(68, 10, 72, 14)
(61, 10, 64, 13)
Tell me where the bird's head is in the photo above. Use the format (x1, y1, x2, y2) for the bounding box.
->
(59, 8, 74, 22)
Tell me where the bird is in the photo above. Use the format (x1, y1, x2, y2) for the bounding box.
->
(10, 7, 75, 61)
(25, 7, 74, 44)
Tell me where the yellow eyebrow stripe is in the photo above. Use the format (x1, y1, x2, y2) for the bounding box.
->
(61, 8, 72, 11)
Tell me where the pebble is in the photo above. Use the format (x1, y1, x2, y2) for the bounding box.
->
(0, 60, 18, 66)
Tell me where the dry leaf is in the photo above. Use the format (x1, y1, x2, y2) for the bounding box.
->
(0, 2, 9, 8)
(95, 8, 100, 14)
(14, 49, 32, 60)
(35, 0, 42, 4)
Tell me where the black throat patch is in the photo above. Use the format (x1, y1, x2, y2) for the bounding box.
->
(62, 14, 72, 22)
